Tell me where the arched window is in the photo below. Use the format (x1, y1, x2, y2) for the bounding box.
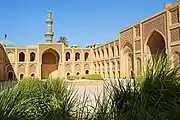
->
(117, 45, 119, 56)
(75, 52, 80, 61)
(106, 48, 109, 58)
(85, 70, 89, 74)
(101, 49, 104, 58)
(76, 72, 80, 75)
(31, 73, 35, 77)
(66, 52, 70, 61)
(94, 51, 96, 58)
(8, 71, 13, 80)
(94, 64, 96, 72)
(108, 72, 110, 78)
(19, 52, 25, 62)
(98, 50, 100, 59)
(20, 74, 24, 80)
(67, 73, 70, 76)
(30, 52, 35, 62)
(111, 46, 114, 57)
(84, 52, 89, 61)
(113, 71, 115, 78)
(107, 62, 109, 71)
(117, 61, 120, 70)
(103, 72, 105, 78)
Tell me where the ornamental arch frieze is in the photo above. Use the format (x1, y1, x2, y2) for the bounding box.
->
(142, 12, 168, 48)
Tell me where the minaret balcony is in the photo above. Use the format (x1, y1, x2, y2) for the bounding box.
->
(45, 32, 54, 36)
(46, 19, 53, 23)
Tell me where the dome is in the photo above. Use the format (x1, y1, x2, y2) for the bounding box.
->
(0, 39, 16, 47)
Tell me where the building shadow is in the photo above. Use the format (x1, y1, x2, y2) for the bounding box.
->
(0, 44, 17, 82)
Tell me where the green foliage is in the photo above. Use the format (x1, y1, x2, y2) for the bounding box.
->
(0, 78, 78, 120)
(57, 36, 69, 47)
(0, 57, 180, 119)
(67, 74, 83, 80)
(67, 73, 103, 80)
(88, 56, 180, 120)
(83, 73, 103, 80)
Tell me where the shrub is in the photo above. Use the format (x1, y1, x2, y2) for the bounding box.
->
(83, 73, 103, 80)
(0, 78, 78, 120)
(67, 75, 83, 80)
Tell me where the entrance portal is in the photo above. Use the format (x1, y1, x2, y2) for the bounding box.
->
(147, 31, 166, 61)
(41, 49, 59, 79)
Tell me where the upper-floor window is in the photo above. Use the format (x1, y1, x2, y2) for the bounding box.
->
(75, 52, 80, 61)
(84, 52, 89, 61)
(30, 52, 35, 62)
(66, 52, 70, 61)
(19, 52, 25, 62)
(106, 48, 109, 58)
(111, 46, 114, 57)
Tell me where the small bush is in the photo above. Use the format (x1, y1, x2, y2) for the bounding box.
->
(67, 75, 83, 80)
(83, 73, 103, 80)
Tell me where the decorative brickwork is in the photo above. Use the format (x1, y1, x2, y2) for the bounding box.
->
(170, 27, 180, 42)
(135, 25, 140, 37)
(65, 64, 71, 72)
(170, 7, 179, 24)
(29, 64, 36, 75)
(84, 64, 90, 70)
(135, 40, 141, 51)
(120, 28, 133, 47)
(173, 51, 180, 67)
(18, 64, 25, 74)
(142, 13, 167, 43)
(75, 64, 81, 72)
(0, 47, 3, 62)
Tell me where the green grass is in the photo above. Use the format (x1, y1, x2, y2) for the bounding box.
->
(82, 73, 103, 80)
(67, 73, 103, 80)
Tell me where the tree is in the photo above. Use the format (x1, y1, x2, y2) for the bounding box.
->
(57, 36, 69, 47)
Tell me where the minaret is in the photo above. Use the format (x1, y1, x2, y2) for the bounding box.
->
(45, 9, 54, 43)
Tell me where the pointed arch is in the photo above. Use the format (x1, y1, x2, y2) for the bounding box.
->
(19, 52, 25, 62)
(75, 52, 80, 61)
(41, 48, 60, 79)
(66, 52, 71, 61)
(30, 52, 36, 62)
(145, 30, 166, 61)
(84, 52, 89, 61)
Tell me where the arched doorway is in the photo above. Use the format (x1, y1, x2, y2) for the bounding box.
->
(146, 31, 166, 61)
(8, 71, 13, 80)
(67, 72, 70, 76)
(41, 49, 60, 79)
(31, 73, 35, 77)
(20, 74, 24, 80)
(85, 70, 89, 74)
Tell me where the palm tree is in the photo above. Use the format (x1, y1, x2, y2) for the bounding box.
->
(57, 36, 69, 47)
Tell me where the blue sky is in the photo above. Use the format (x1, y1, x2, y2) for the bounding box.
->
(0, 0, 175, 47)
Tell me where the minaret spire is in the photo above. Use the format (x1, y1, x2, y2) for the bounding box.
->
(45, 8, 54, 43)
